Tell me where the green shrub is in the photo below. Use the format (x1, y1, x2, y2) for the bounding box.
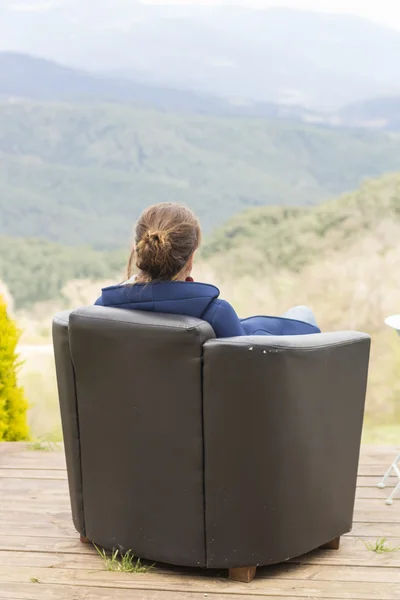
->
(0, 295, 29, 440)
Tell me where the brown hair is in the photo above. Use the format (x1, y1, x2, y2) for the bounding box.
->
(128, 203, 201, 284)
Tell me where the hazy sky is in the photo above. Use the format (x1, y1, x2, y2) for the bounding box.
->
(5, 0, 400, 31)
(144, 0, 400, 30)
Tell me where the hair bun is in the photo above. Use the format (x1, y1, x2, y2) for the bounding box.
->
(145, 229, 169, 247)
(130, 203, 201, 282)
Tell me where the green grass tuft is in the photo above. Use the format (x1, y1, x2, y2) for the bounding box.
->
(363, 538, 400, 553)
(94, 545, 153, 574)
(28, 434, 61, 452)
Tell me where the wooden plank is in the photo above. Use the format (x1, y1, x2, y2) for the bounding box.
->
(0, 449, 396, 474)
(292, 545, 400, 567)
(1, 498, 398, 519)
(358, 465, 398, 477)
(2, 486, 393, 503)
(0, 507, 72, 518)
(0, 583, 268, 600)
(0, 467, 391, 484)
(0, 585, 303, 600)
(360, 446, 400, 457)
(1, 504, 398, 526)
(0, 536, 92, 554)
(1, 497, 71, 507)
(0, 452, 65, 470)
(263, 563, 400, 582)
(0, 524, 399, 545)
(0, 466, 65, 471)
(0, 478, 68, 493)
(2, 490, 380, 507)
(10, 488, 393, 503)
(1, 514, 399, 533)
(353, 516, 400, 525)
(0, 443, 396, 461)
(0, 513, 73, 527)
(350, 522, 400, 537)
(2, 566, 400, 598)
(353, 501, 400, 522)
(0, 581, 399, 600)
(2, 483, 68, 494)
(359, 457, 399, 467)
(1, 519, 400, 544)
(358, 476, 393, 487)
(0, 551, 104, 570)
(2, 519, 400, 543)
(1, 523, 398, 543)
(0, 458, 395, 474)
(356, 488, 395, 499)
(0, 469, 67, 480)
(355, 499, 400, 510)
(2, 442, 395, 455)
(2, 537, 400, 569)
(0, 535, 383, 558)
(0, 524, 77, 539)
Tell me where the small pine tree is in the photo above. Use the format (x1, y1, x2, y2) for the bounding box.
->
(0, 295, 29, 441)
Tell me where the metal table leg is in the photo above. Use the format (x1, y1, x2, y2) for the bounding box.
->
(377, 453, 400, 505)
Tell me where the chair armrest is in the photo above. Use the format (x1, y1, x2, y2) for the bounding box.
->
(208, 330, 369, 350)
(52, 310, 85, 536)
(202, 331, 371, 568)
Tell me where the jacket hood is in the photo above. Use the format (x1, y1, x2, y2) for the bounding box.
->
(100, 281, 220, 320)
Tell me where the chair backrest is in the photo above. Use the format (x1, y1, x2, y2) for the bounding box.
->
(54, 308, 370, 571)
(53, 306, 214, 566)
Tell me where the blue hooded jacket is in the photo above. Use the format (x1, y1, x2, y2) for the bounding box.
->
(95, 281, 320, 338)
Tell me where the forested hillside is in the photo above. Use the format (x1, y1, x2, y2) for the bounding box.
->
(2, 172, 400, 311)
(202, 172, 400, 273)
(0, 237, 125, 309)
(2, 100, 400, 246)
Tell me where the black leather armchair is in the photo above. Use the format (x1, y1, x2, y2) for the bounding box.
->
(53, 306, 370, 582)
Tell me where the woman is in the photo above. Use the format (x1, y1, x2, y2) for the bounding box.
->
(95, 203, 320, 337)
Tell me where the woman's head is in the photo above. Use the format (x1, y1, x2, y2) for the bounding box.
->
(128, 203, 201, 284)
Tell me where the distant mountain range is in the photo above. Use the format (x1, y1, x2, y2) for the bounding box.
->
(335, 97, 400, 131)
(0, 52, 230, 114)
(2, 52, 400, 131)
(0, 52, 296, 118)
(1, 3, 400, 110)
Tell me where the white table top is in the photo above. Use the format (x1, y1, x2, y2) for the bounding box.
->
(385, 314, 400, 331)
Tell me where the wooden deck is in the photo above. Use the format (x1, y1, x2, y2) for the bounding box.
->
(1, 443, 400, 600)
